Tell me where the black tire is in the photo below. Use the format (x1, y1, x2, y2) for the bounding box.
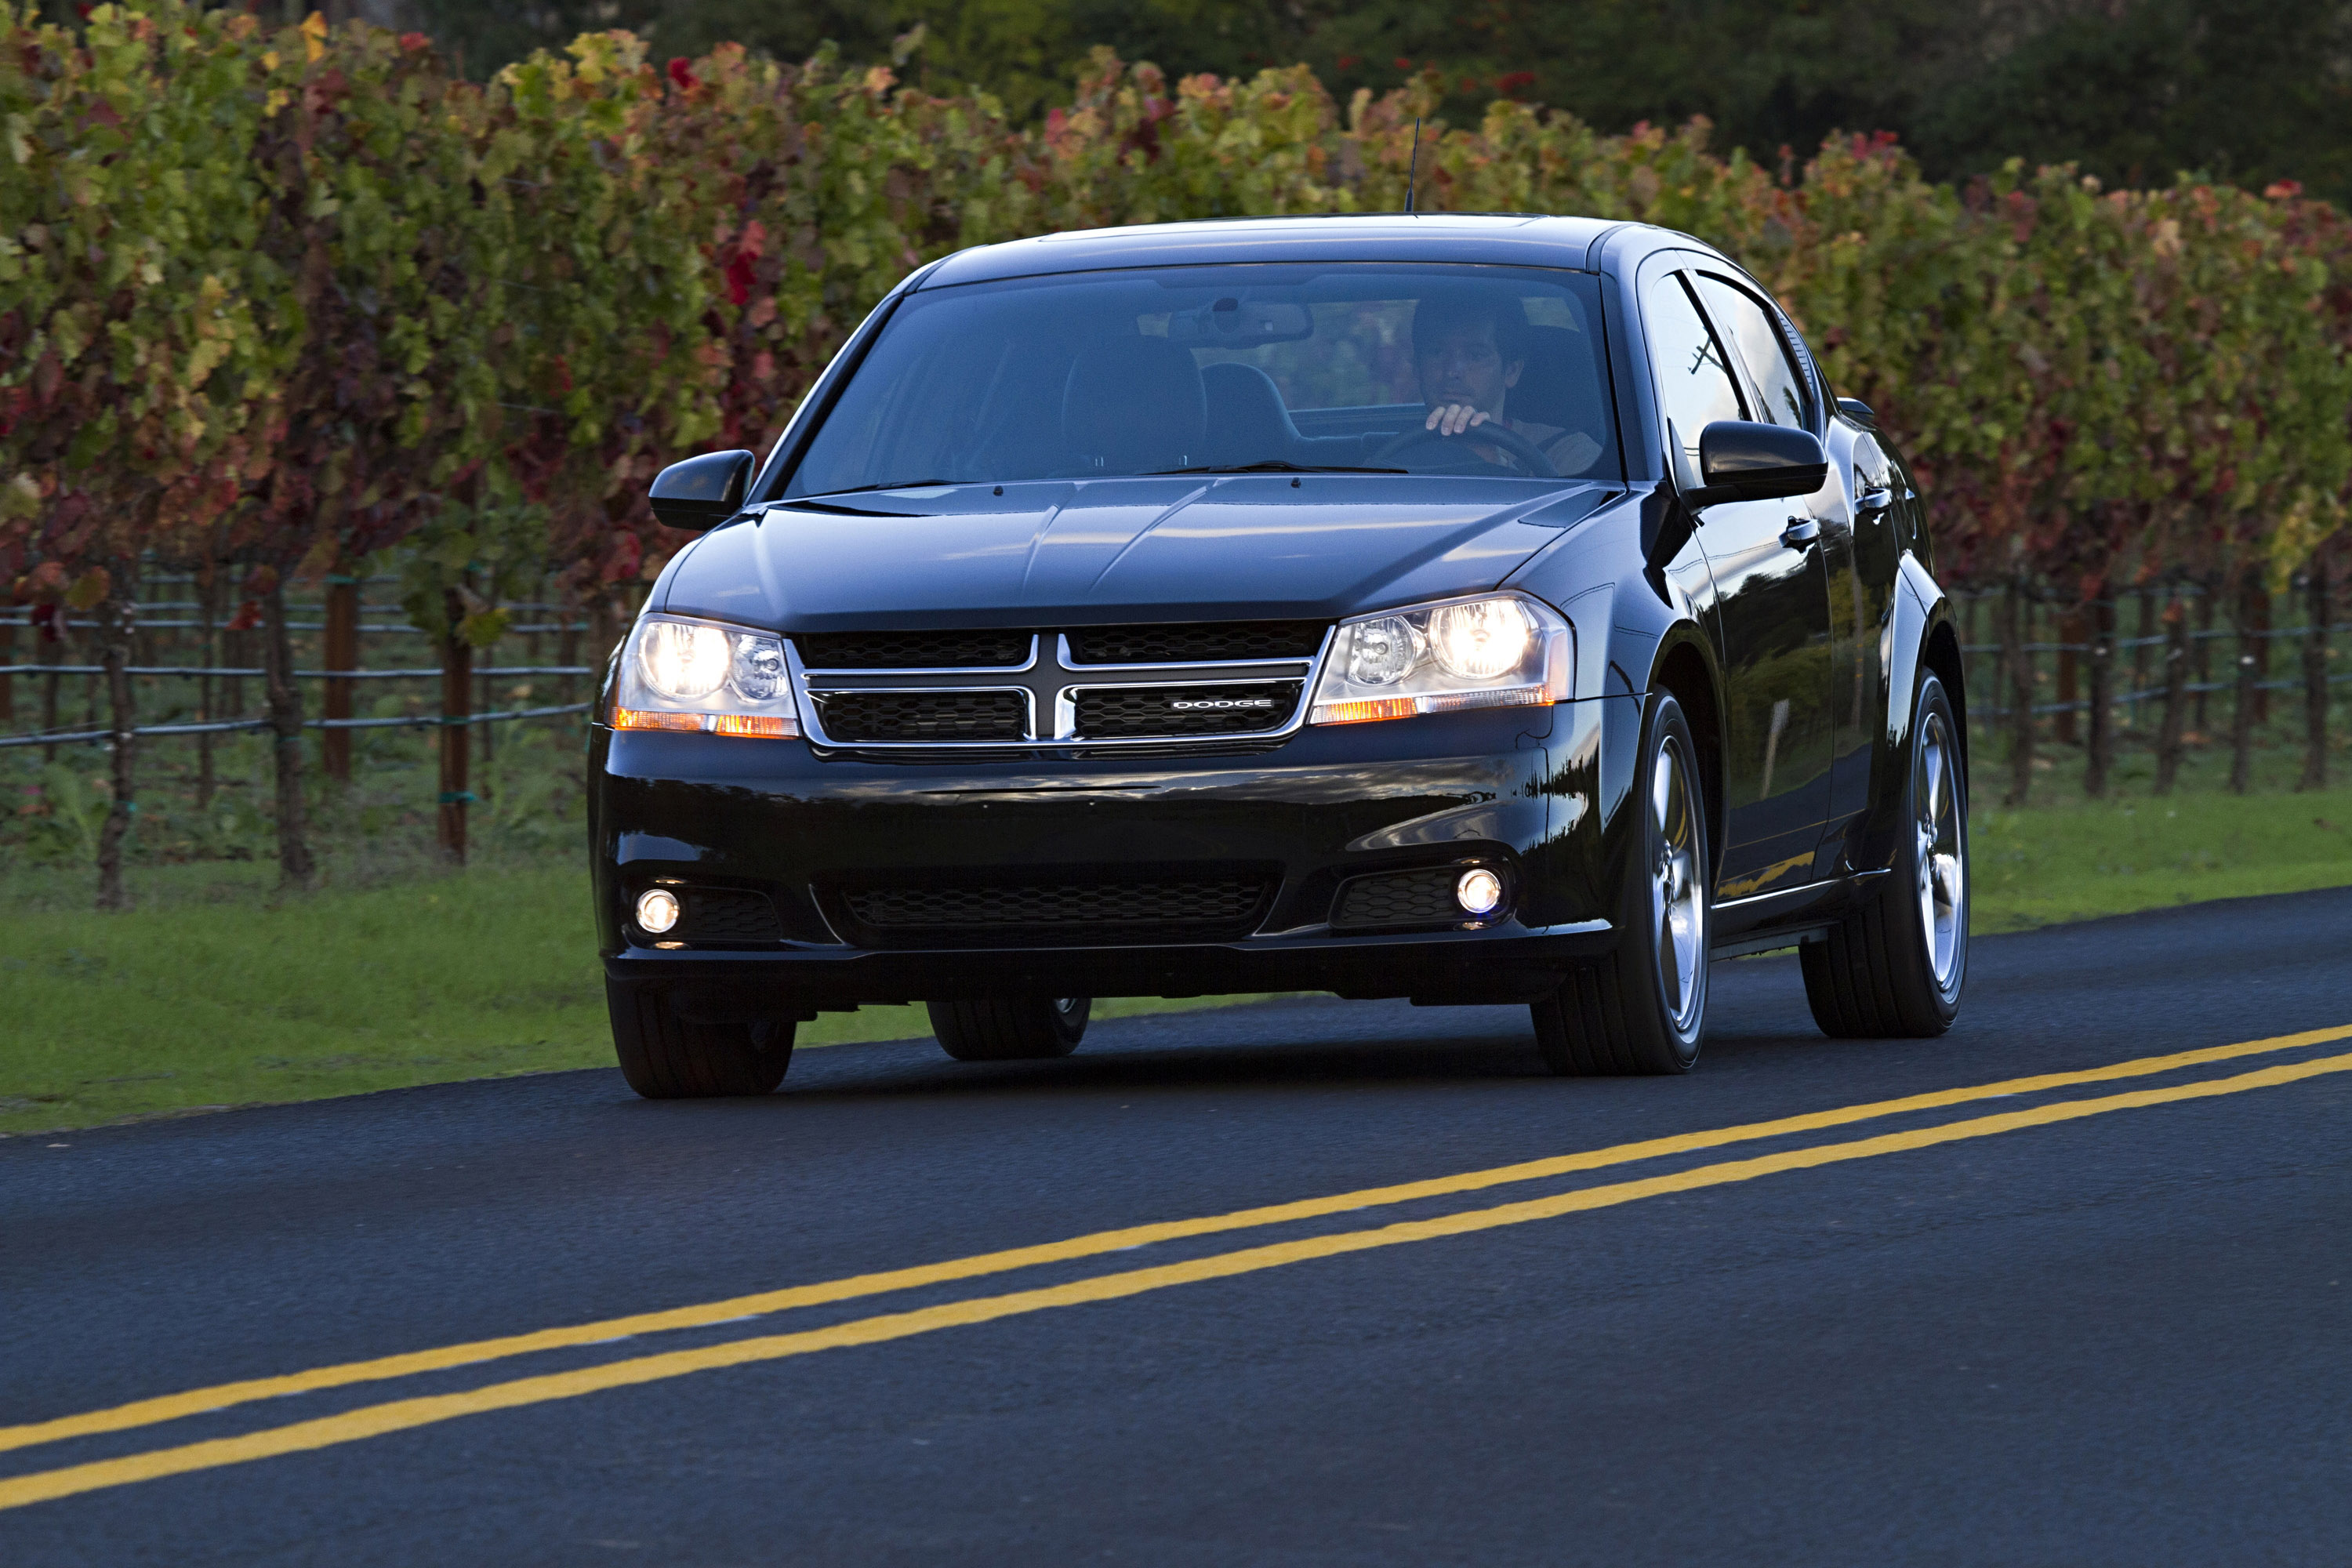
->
(1802, 670, 1969, 1038)
(607, 981, 794, 1098)
(1534, 692, 1711, 1076)
(927, 996, 1091, 1062)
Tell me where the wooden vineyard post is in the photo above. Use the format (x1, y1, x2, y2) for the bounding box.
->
(2002, 582, 2034, 807)
(94, 585, 140, 911)
(2083, 597, 2115, 797)
(2129, 586, 2156, 729)
(321, 579, 359, 784)
(437, 587, 473, 865)
(0, 612, 13, 725)
(2154, 597, 2190, 794)
(2230, 566, 2259, 794)
(195, 575, 217, 809)
(263, 582, 315, 891)
(2054, 608, 2082, 746)
(2248, 576, 2274, 724)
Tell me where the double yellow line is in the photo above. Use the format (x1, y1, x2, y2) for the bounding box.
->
(5, 1023, 2348, 1514)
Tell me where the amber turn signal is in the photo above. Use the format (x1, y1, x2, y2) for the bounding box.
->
(612, 707, 703, 733)
(613, 708, 797, 739)
(1312, 696, 1420, 725)
(710, 713, 793, 738)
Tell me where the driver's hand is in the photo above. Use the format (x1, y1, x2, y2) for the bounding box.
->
(1425, 402, 1492, 437)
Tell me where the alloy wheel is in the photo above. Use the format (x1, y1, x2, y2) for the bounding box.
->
(1915, 710, 1965, 993)
(1651, 734, 1705, 1033)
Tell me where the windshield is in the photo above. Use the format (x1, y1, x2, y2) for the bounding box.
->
(782, 263, 1620, 495)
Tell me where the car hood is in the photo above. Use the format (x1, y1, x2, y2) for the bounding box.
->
(658, 475, 1614, 630)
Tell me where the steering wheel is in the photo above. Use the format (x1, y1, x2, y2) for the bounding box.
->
(1375, 420, 1560, 478)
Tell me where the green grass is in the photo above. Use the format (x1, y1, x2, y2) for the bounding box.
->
(0, 863, 1281, 1137)
(2, 769, 2348, 1138)
(1970, 785, 2352, 931)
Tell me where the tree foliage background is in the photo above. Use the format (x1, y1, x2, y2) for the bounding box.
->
(4, 0, 2350, 899)
(359, 0, 2352, 208)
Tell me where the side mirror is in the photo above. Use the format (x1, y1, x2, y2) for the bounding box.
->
(648, 449, 757, 532)
(1683, 421, 1828, 509)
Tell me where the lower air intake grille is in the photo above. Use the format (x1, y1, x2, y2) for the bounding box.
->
(1074, 681, 1301, 739)
(844, 878, 1268, 939)
(811, 689, 1028, 742)
(1331, 869, 1466, 929)
(673, 887, 787, 945)
(797, 630, 1032, 670)
(1064, 620, 1327, 664)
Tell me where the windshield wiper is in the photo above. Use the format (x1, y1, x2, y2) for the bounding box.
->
(1145, 460, 1407, 476)
(789, 478, 974, 499)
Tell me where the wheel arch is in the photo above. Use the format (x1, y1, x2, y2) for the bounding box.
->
(1647, 628, 1726, 880)
(1922, 612, 1968, 774)
(1849, 553, 1964, 877)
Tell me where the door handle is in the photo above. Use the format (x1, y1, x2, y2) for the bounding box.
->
(1856, 485, 1896, 515)
(1780, 517, 1821, 549)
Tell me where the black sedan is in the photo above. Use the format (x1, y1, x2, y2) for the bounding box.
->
(590, 214, 1969, 1094)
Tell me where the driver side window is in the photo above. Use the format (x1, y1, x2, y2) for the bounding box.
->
(1697, 274, 1812, 430)
(1646, 273, 1746, 478)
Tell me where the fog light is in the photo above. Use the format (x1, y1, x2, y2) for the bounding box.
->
(1456, 868, 1504, 916)
(636, 888, 681, 934)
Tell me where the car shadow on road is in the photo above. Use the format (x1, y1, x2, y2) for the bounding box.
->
(772, 985, 1836, 1104)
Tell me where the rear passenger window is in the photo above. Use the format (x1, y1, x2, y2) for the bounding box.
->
(1697, 274, 1810, 430)
(1646, 274, 1746, 473)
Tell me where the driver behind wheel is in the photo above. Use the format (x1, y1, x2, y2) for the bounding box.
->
(1412, 296, 1602, 474)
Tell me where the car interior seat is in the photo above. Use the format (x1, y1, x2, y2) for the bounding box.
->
(1508, 325, 1611, 471)
(1200, 363, 1305, 466)
(1062, 339, 1208, 474)
(1199, 360, 1401, 469)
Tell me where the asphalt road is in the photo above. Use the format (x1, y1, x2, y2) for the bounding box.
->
(4, 887, 2350, 1565)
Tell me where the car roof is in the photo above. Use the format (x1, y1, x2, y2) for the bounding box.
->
(917, 212, 1658, 288)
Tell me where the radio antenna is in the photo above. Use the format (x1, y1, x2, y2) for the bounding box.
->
(1405, 118, 1421, 213)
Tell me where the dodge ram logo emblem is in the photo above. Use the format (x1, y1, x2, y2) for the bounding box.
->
(1171, 698, 1275, 710)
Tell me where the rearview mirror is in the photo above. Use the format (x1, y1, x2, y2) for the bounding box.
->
(1684, 422, 1828, 508)
(649, 449, 757, 532)
(1144, 297, 1315, 346)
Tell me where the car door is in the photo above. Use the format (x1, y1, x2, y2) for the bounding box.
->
(1645, 266, 1838, 898)
(1694, 270, 1886, 843)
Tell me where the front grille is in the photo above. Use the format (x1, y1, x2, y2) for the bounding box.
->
(1074, 681, 1301, 739)
(664, 887, 787, 945)
(810, 689, 1028, 742)
(1332, 869, 1465, 929)
(845, 877, 1268, 936)
(1064, 620, 1327, 664)
(797, 630, 1032, 670)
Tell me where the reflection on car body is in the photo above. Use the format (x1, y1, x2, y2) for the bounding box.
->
(590, 215, 1971, 1097)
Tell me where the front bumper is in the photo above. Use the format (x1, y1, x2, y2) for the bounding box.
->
(591, 699, 1625, 1010)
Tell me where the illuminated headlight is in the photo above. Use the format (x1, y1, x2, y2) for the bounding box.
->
(612, 615, 799, 739)
(1311, 593, 1572, 725)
